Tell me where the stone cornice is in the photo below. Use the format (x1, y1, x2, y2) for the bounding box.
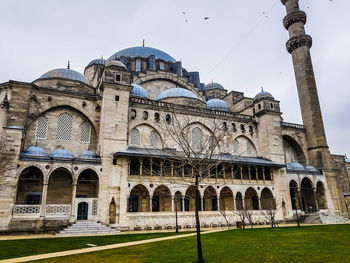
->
(286, 34, 312, 53)
(283, 11, 307, 30)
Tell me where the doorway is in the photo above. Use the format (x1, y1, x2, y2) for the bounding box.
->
(77, 202, 88, 220)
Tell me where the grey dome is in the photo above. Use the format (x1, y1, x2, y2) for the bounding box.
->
(305, 166, 320, 173)
(108, 46, 176, 63)
(157, 88, 202, 101)
(87, 58, 106, 67)
(131, 83, 149, 98)
(105, 60, 127, 69)
(22, 146, 48, 157)
(203, 82, 225, 91)
(206, 98, 229, 111)
(50, 149, 74, 159)
(286, 162, 305, 171)
(254, 90, 274, 101)
(78, 150, 98, 160)
(37, 68, 91, 86)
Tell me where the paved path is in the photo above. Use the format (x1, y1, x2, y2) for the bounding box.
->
(0, 229, 225, 263)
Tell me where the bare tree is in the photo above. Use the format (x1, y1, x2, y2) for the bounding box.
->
(151, 113, 231, 263)
(233, 209, 246, 229)
(218, 209, 230, 230)
(0, 133, 15, 190)
(244, 209, 254, 229)
(261, 199, 280, 228)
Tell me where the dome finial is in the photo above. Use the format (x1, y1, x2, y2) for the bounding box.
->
(142, 39, 145, 47)
(67, 60, 70, 69)
(261, 86, 264, 92)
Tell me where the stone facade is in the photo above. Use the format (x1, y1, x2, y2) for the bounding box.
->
(0, 5, 348, 232)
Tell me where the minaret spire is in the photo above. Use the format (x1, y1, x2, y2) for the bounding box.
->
(281, 0, 335, 169)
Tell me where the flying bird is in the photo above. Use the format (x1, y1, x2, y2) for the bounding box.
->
(182, 11, 186, 14)
(204, 17, 210, 20)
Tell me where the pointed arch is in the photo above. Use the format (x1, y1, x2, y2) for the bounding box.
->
(219, 187, 234, 210)
(244, 187, 259, 210)
(16, 166, 44, 204)
(233, 136, 257, 157)
(152, 185, 171, 212)
(283, 135, 307, 165)
(129, 184, 150, 212)
(203, 186, 218, 211)
(260, 188, 276, 210)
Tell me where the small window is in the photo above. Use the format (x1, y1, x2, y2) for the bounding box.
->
(155, 112, 160, 122)
(56, 113, 73, 141)
(233, 139, 240, 154)
(253, 108, 256, 115)
(192, 127, 203, 150)
(249, 125, 254, 134)
(80, 121, 91, 143)
(270, 103, 274, 109)
(150, 130, 160, 148)
(135, 59, 141, 72)
(258, 104, 261, 110)
(131, 109, 137, 119)
(159, 61, 165, 71)
(232, 123, 237, 132)
(166, 114, 171, 124)
(130, 128, 140, 146)
(115, 74, 121, 82)
(223, 122, 228, 131)
(143, 111, 148, 120)
(115, 95, 120, 101)
(240, 124, 245, 132)
(36, 116, 48, 139)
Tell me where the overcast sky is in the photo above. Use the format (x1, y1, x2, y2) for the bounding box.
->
(0, 0, 349, 157)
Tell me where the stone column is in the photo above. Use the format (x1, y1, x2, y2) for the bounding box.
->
(171, 196, 175, 212)
(240, 166, 243, 183)
(149, 197, 153, 212)
(258, 197, 262, 210)
(262, 167, 266, 184)
(248, 166, 251, 182)
(201, 197, 204, 211)
(182, 197, 185, 212)
(139, 158, 143, 177)
(233, 195, 237, 210)
(40, 183, 48, 218)
(313, 188, 319, 212)
(69, 183, 77, 222)
(217, 197, 220, 211)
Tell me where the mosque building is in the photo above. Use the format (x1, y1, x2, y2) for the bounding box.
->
(0, 0, 349, 233)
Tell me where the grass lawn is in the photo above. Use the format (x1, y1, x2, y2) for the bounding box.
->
(34, 224, 350, 263)
(0, 231, 187, 260)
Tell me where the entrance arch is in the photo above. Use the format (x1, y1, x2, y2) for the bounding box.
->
(128, 184, 150, 212)
(203, 186, 218, 211)
(245, 187, 259, 210)
(77, 202, 88, 220)
(77, 169, 99, 198)
(47, 168, 72, 204)
(16, 166, 43, 204)
(260, 188, 276, 210)
(152, 185, 171, 212)
(300, 178, 316, 213)
(220, 187, 234, 210)
(184, 186, 201, 211)
(289, 180, 299, 210)
(316, 181, 327, 209)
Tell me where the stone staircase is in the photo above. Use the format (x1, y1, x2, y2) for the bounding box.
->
(57, 221, 115, 235)
(300, 212, 346, 224)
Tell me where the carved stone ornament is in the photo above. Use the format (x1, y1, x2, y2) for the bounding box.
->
(283, 11, 307, 30)
(286, 34, 312, 53)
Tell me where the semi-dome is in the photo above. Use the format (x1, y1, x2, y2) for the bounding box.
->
(50, 149, 74, 159)
(286, 161, 305, 171)
(305, 166, 320, 173)
(87, 58, 106, 67)
(130, 83, 149, 98)
(105, 60, 127, 69)
(203, 82, 225, 91)
(157, 88, 202, 101)
(22, 146, 48, 157)
(206, 98, 230, 111)
(78, 150, 98, 160)
(36, 68, 91, 86)
(254, 89, 274, 101)
(108, 46, 176, 63)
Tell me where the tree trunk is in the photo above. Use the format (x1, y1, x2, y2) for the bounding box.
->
(195, 176, 204, 263)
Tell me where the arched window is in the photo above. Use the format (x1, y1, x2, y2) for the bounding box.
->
(192, 127, 202, 150)
(56, 113, 73, 141)
(80, 121, 91, 143)
(150, 130, 160, 148)
(36, 116, 48, 139)
(233, 139, 240, 154)
(130, 128, 140, 146)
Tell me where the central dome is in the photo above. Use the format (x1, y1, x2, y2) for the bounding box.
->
(108, 46, 176, 63)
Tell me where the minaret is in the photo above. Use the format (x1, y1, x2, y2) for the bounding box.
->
(281, 0, 335, 170)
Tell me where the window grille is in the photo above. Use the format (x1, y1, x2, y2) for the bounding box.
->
(36, 116, 48, 139)
(130, 128, 140, 146)
(80, 121, 91, 143)
(150, 130, 160, 148)
(247, 141, 253, 156)
(192, 127, 202, 150)
(159, 62, 165, 70)
(233, 139, 240, 154)
(56, 113, 73, 141)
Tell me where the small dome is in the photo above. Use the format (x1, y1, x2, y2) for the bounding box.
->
(108, 46, 176, 63)
(78, 150, 98, 160)
(254, 90, 274, 101)
(130, 83, 149, 98)
(50, 149, 74, 159)
(36, 68, 91, 86)
(22, 146, 48, 157)
(305, 166, 320, 173)
(203, 82, 225, 91)
(105, 60, 127, 69)
(87, 58, 106, 67)
(206, 98, 230, 111)
(286, 161, 305, 171)
(157, 88, 203, 101)
(346, 158, 350, 163)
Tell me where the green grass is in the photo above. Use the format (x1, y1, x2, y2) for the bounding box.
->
(34, 224, 350, 263)
(0, 231, 187, 260)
